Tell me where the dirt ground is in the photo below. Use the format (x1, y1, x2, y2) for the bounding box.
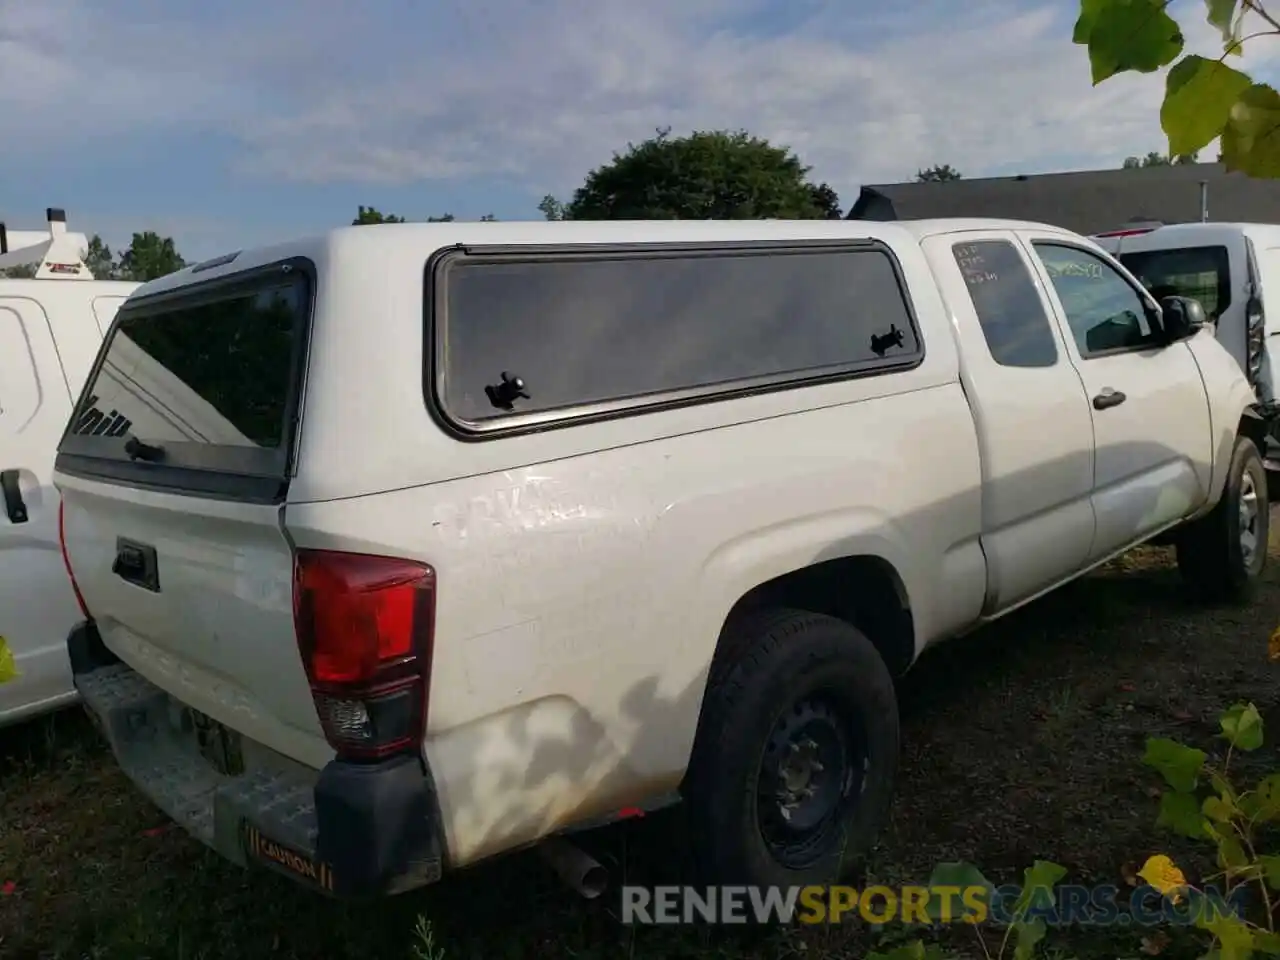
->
(3, 533, 1279, 960)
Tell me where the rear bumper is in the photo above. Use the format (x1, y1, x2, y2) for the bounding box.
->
(67, 620, 446, 898)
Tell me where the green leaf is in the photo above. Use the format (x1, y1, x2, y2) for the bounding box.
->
(1220, 703, 1265, 751)
(1256, 930, 1280, 955)
(1013, 860, 1069, 916)
(1161, 55, 1252, 157)
(1204, 794, 1239, 824)
(1085, 0, 1185, 85)
(1144, 737, 1208, 792)
(1158, 790, 1211, 838)
(1259, 855, 1280, 890)
(1222, 84, 1280, 178)
(1074, 0, 1108, 43)
(1206, 0, 1239, 40)
(1250, 776, 1280, 822)
(925, 862, 994, 923)
(1217, 832, 1249, 870)
(1013, 917, 1047, 960)
(1199, 910, 1256, 960)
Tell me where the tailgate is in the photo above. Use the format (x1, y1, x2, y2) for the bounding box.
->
(53, 259, 329, 768)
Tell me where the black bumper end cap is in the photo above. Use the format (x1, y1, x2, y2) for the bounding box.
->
(314, 754, 445, 897)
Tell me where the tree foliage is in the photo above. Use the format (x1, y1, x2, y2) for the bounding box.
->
(117, 231, 186, 281)
(560, 127, 842, 220)
(352, 205, 406, 225)
(916, 164, 963, 182)
(1123, 150, 1200, 167)
(1075, 0, 1280, 176)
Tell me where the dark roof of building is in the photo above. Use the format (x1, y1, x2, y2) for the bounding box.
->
(847, 162, 1280, 234)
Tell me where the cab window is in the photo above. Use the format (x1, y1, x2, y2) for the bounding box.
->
(1033, 243, 1161, 357)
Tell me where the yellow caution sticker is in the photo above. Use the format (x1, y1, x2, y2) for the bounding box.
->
(0, 636, 17, 684)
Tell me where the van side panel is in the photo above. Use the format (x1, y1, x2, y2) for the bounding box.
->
(284, 235, 985, 866)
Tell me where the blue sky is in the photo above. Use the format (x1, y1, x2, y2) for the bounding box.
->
(2, 0, 1278, 262)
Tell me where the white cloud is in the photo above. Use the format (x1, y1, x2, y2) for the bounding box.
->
(3, 0, 1280, 200)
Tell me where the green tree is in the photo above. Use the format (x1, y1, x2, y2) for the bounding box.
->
(0, 264, 36, 279)
(915, 164, 963, 182)
(85, 235, 116, 279)
(479, 213, 498, 221)
(352, 205, 406, 225)
(117, 231, 186, 281)
(538, 195, 568, 220)
(563, 127, 841, 220)
(1074, 0, 1280, 176)
(427, 213, 455, 222)
(1122, 150, 1199, 167)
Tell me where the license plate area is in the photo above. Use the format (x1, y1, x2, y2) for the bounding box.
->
(243, 824, 336, 893)
(187, 706, 244, 777)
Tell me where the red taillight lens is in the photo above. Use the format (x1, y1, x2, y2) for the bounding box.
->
(292, 550, 436, 761)
(58, 499, 90, 619)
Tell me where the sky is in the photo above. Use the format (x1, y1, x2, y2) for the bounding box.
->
(2, 0, 1279, 262)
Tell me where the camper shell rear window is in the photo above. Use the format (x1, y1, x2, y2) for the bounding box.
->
(55, 260, 312, 503)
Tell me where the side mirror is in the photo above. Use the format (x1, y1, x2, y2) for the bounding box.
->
(1159, 295, 1208, 342)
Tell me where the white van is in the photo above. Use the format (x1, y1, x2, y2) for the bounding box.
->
(1094, 222, 1280, 468)
(0, 209, 139, 726)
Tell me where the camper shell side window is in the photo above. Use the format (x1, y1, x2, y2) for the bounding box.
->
(428, 240, 924, 437)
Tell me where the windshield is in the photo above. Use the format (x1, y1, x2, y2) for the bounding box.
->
(1118, 245, 1231, 321)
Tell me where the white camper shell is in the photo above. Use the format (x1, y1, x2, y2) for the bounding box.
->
(0, 209, 139, 727)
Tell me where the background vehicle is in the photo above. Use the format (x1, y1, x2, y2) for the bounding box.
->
(1094, 222, 1280, 477)
(58, 217, 1263, 899)
(0, 209, 138, 727)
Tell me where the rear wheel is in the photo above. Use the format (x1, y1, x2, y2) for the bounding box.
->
(681, 607, 899, 889)
(1176, 435, 1269, 603)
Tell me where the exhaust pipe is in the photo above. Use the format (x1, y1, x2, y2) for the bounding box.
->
(537, 836, 608, 899)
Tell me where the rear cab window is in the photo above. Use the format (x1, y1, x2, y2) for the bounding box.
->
(431, 242, 924, 433)
(1118, 245, 1231, 321)
(56, 261, 312, 503)
(952, 240, 1059, 368)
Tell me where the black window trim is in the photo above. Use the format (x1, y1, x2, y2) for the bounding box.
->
(1030, 239, 1166, 361)
(423, 238, 927, 442)
(950, 237, 1061, 369)
(1116, 242, 1233, 321)
(53, 255, 317, 505)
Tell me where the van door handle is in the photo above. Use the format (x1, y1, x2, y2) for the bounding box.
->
(1093, 389, 1127, 410)
(0, 470, 27, 523)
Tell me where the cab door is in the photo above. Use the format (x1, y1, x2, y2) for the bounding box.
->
(0, 297, 82, 724)
(922, 231, 1095, 613)
(1019, 234, 1214, 561)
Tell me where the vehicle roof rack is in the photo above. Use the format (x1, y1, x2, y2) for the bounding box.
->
(0, 207, 93, 280)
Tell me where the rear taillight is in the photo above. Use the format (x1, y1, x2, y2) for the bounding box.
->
(58, 499, 90, 619)
(292, 550, 436, 761)
(1248, 299, 1266, 387)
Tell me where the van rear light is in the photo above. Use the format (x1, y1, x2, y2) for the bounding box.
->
(57, 499, 90, 619)
(292, 550, 436, 761)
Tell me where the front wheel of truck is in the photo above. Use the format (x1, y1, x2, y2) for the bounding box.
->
(681, 607, 899, 894)
(1177, 435, 1269, 604)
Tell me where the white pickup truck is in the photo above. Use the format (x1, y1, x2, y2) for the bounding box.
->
(56, 217, 1265, 899)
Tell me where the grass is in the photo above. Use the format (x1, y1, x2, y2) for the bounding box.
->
(3, 537, 1280, 959)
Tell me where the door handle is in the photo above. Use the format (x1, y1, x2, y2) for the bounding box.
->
(0, 469, 27, 523)
(1093, 389, 1127, 410)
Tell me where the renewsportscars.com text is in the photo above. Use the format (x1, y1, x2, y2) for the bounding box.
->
(620, 884, 1248, 926)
